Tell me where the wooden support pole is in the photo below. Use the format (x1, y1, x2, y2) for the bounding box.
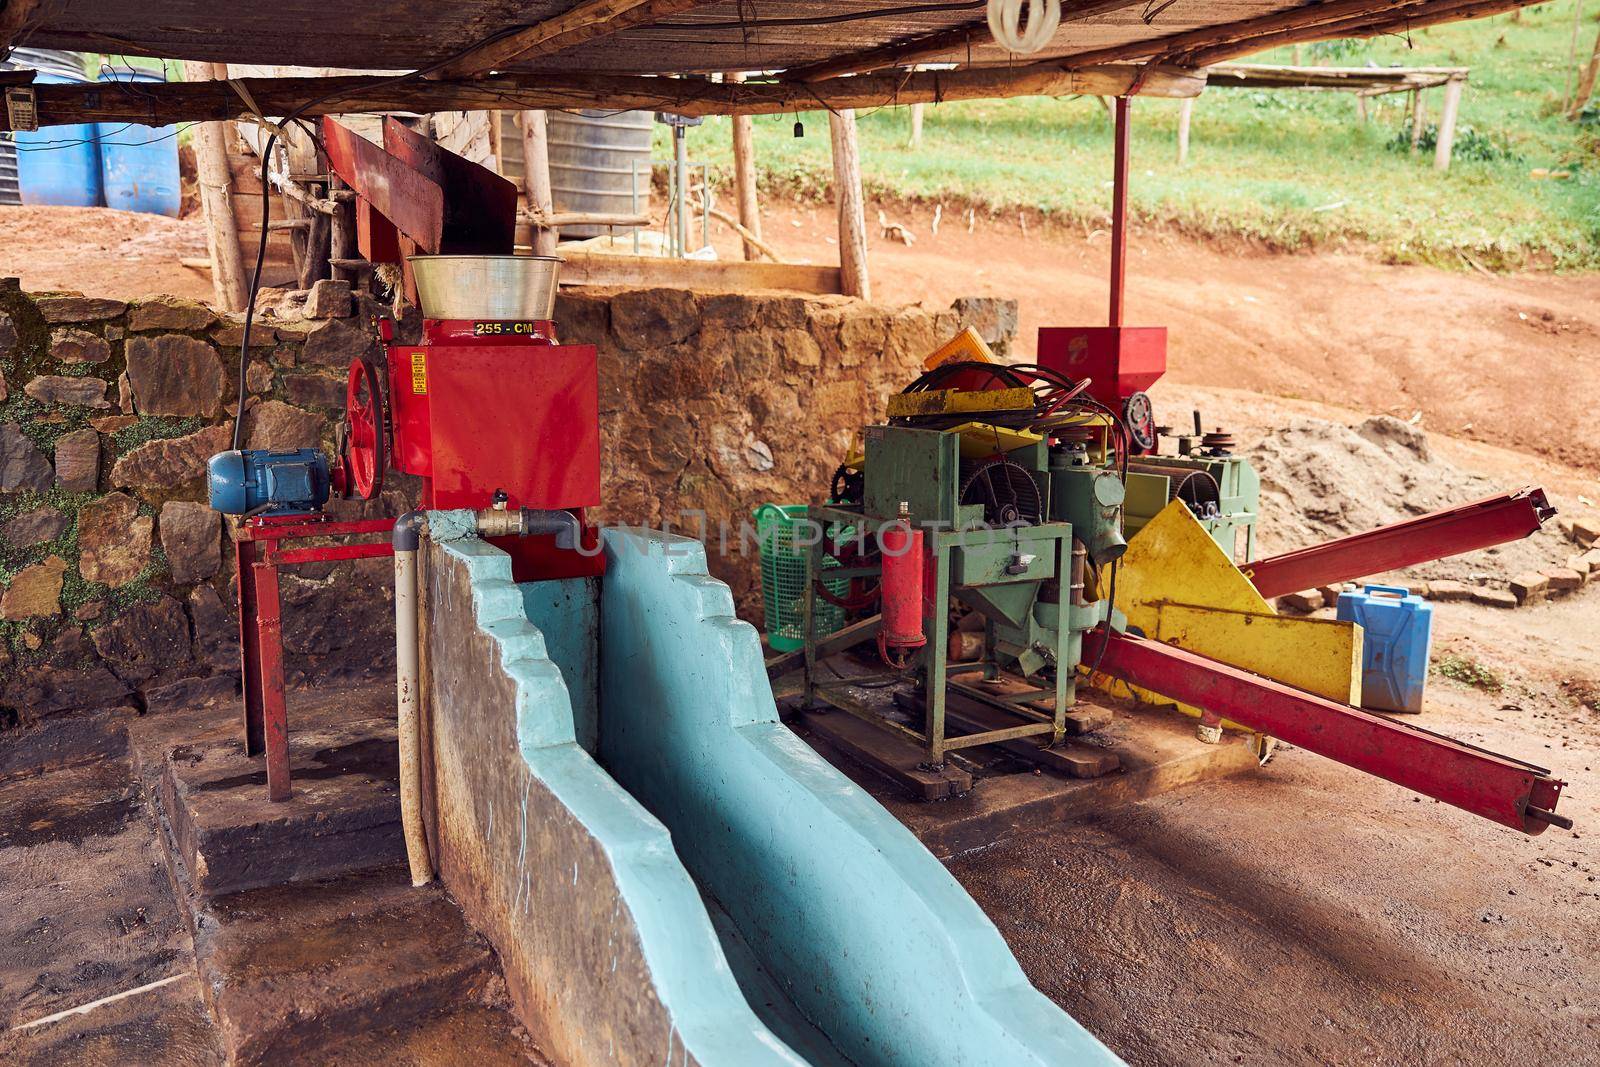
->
(909, 102, 925, 147)
(518, 111, 558, 256)
(1410, 88, 1427, 152)
(182, 61, 247, 311)
(328, 174, 358, 284)
(1109, 96, 1130, 328)
(294, 208, 328, 290)
(729, 73, 762, 261)
(1433, 76, 1465, 170)
(1356, 95, 1368, 123)
(829, 109, 869, 301)
(1176, 96, 1193, 164)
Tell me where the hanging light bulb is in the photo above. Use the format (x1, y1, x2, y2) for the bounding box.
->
(986, 0, 1062, 54)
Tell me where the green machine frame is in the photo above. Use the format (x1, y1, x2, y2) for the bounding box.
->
(801, 425, 1081, 767)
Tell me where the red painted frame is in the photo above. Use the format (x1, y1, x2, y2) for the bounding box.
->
(1084, 628, 1567, 834)
(234, 514, 396, 801)
(1245, 488, 1553, 599)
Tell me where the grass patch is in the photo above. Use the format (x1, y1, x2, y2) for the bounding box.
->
(669, 5, 1600, 268)
(1434, 652, 1505, 692)
(111, 415, 203, 456)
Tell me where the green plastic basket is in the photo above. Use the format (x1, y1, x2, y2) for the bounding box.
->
(755, 504, 846, 652)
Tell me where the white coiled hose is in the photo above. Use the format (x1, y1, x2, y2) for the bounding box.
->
(986, 0, 1062, 54)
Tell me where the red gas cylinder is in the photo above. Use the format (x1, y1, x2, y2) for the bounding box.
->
(878, 511, 927, 668)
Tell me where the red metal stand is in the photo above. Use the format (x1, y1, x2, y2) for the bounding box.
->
(1084, 628, 1568, 834)
(1245, 488, 1553, 600)
(234, 514, 396, 801)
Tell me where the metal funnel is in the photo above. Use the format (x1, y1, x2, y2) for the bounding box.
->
(406, 255, 560, 320)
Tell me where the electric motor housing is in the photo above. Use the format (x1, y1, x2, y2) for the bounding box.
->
(207, 448, 332, 516)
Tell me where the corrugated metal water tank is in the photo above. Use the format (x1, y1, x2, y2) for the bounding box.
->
(545, 110, 653, 237)
(0, 137, 19, 205)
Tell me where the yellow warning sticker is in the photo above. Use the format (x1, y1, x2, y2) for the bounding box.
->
(410, 351, 427, 394)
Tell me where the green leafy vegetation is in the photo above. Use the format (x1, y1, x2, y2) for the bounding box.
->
(1433, 652, 1506, 692)
(111, 414, 203, 456)
(671, 5, 1600, 269)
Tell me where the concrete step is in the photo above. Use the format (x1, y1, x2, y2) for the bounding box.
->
(190, 864, 517, 1065)
(319, 1003, 547, 1065)
(158, 717, 406, 899)
(0, 715, 223, 1065)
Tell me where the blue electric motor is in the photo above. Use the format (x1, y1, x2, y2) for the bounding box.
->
(207, 449, 331, 516)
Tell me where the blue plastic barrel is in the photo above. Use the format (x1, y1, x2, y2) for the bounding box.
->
(1336, 584, 1433, 714)
(13, 70, 102, 207)
(96, 67, 181, 216)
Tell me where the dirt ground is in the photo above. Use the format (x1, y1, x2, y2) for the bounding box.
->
(2, 202, 1596, 1064)
(711, 202, 1600, 475)
(950, 589, 1600, 1066)
(0, 206, 214, 303)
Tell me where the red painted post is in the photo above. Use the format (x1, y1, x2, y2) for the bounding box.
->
(1108, 96, 1131, 328)
(251, 561, 292, 802)
(236, 538, 264, 756)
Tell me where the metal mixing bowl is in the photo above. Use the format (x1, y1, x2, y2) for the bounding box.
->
(406, 255, 561, 320)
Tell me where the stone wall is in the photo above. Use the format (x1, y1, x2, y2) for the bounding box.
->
(0, 280, 410, 727)
(0, 279, 1015, 728)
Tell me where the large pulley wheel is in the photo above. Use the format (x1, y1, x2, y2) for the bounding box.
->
(960, 456, 1043, 527)
(343, 356, 387, 500)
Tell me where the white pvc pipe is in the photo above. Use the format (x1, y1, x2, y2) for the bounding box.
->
(394, 541, 434, 887)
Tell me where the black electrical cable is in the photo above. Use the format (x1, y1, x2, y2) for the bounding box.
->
(640, 0, 985, 31)
(227, 24, 544, 450)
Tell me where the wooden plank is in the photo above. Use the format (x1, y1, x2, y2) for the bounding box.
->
(429, 0, 715, 79)
(798, 706, 971, 801)
(948, 672, 1114, 735)
(558, 251, 842, 295)
(7, 64, 1206, 132)
(895, 689, 1121, 779)
(766, 614, 881, 678)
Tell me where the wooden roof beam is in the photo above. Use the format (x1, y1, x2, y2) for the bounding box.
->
(789, 0, 1147, 82)
(0, 63, 1204, 132)
(1039, 0, 1447, 70)
(1181, 0, 1533, 67)
(0, 0, 39, 54)
(428, 0, 714, 79)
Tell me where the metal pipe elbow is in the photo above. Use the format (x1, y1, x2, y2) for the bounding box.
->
(519, 508, 582, 551)
(393, 510, 427, 552)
